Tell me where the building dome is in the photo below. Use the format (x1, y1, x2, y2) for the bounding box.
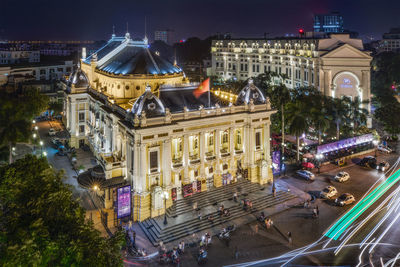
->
(131, 85, 166, 117)
(235, 79, 266, 105)
(68, 67, 89, 88)
(97, 46, 182, 76)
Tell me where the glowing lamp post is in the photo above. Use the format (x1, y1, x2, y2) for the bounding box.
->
(40, 141, 43, 156)
(162, 191, 169, 225)
(316, 154, 323, 174)
(373, 140, 379, 157)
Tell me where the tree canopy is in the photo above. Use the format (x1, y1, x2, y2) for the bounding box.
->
(0, 155, 125, 266)
(0, 88, 49, 162)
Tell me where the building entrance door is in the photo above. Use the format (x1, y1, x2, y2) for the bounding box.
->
(79, 139, 85, 148)
(207, 175, 214, 190)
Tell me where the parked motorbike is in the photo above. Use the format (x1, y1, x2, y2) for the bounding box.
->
(197, 249, 208, 264)
(218, 225, 236, 239)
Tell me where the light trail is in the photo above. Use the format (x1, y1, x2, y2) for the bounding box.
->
(326, 168, 400, 240)
(224, 242, 398, 267)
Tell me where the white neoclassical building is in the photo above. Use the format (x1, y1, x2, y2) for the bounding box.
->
(64, 33, 276, 222)
(211, 33, 372, 111)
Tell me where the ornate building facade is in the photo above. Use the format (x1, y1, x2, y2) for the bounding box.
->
(211, 34, 372, 112)
(64, 33, 275, 222)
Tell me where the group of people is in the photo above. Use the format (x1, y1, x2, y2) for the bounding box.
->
(243, 199, 253, 211)
(218, 204, 231, 217)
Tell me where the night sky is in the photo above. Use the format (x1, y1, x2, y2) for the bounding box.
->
(1, 0, 399, 41)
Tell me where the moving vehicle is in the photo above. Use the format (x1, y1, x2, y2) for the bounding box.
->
(377, 145, 392, 154)
(296, 170, 315, 181)
(335, 193, 355, 206)
(320, 186, 338, 199)
(334, 171, 350, 182)
(48, 128, 57, 136)
(377, 161, 390, 172)
(358, 156, 377, 169)
(51, 138, 63, 149)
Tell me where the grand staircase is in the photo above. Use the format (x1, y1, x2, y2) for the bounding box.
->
(139, 180, 298, 245)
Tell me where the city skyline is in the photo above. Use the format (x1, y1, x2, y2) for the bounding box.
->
(1, 0, 399, 41)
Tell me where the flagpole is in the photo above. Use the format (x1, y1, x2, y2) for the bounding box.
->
(208, 89, 211, 108)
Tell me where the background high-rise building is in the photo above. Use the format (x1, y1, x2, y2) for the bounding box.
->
(314, 12, 344, 33)
(378, 28, 400, 53)
(154, 29, 174, 45)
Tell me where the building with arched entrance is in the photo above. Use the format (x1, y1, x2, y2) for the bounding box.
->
(211, 34, 372, 113)
(64, 33, 276, 222)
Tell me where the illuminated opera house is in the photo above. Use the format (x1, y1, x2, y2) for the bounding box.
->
(64, 32, 275, 221)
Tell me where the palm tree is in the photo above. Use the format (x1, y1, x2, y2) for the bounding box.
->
(286, 101, 309, 162)
(311, 107, 331, 144)
(255, 73, 291, 161)
(330, 97, 350, 140)
(349, 97, 369, 134)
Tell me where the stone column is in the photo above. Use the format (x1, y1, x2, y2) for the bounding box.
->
(229, 127, 235, 175)
(162, 139, 171, 187)
(183, 134, 190, 184)
(214, 129, 222, 187)
(199, 131, 205, 177)
(249, 126, 257, 183)
(133, 143, 140, 191)
(243, 125, 250, 167)
(300, 64, 304, 86)
(138, 143, 147, 193)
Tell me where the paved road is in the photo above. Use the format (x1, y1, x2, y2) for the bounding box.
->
(36, 120, 96, 210)
(135, 152, 399, 267)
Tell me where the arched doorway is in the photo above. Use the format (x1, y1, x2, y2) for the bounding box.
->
(332, 71, 362, 101)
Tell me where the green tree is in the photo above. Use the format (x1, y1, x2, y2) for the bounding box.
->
(0, 155, 125, 266)
(349, 97, 369, 134)
(0, 89, 48, 163)
(286, 101, 309, 161)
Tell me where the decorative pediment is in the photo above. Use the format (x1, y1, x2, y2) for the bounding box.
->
(321, 44, 372, 59)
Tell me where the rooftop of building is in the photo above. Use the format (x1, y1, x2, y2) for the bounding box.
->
(82, 33, 182, 76)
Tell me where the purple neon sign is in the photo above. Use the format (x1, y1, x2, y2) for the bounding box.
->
(117, 185, 131, 219)
(317, 134, 373, 154)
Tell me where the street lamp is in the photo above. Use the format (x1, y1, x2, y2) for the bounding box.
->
(316, 153, 323, 174)
(32, 120, 36, 124)
(34, 126, 38, 131)
(373, 140, 379, 157)
(43, 151, 47, 157)
(40, 141, 43, 156)
(162, 191, 169, 225)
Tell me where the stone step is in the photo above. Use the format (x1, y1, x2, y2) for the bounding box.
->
(160, 191, 290, 235)
(159, 194, 297, 244)
(167, 180, 263, 217)
(142, 191, 297, 245)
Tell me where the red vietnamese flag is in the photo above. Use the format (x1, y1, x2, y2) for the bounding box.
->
(193, 78, 210, 98)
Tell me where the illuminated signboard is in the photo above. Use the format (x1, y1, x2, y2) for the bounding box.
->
(337, 74, 357, 89)
(272, 150, 281, 175)
(117, 185, 131, 219)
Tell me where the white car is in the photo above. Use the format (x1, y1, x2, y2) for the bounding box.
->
(377, 145, 392, 154)
(320, 186, 338, 199)
(334, 171, 350, 182)
(48, 128, 56, 136)
(296, 170, 315, 181)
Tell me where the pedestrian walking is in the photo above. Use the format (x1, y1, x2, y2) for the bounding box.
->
(193, 201, 198, 211)
(249, 200, 253, 211)
(272, 186, 276, 197)
(255, 224, 259, 234)
(234, 246, 239, 259)
(233, 192, 238, 202)
(287, 231, 292, 245)
(198, 211, 202, 220)
(316, 205, 319, 216)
